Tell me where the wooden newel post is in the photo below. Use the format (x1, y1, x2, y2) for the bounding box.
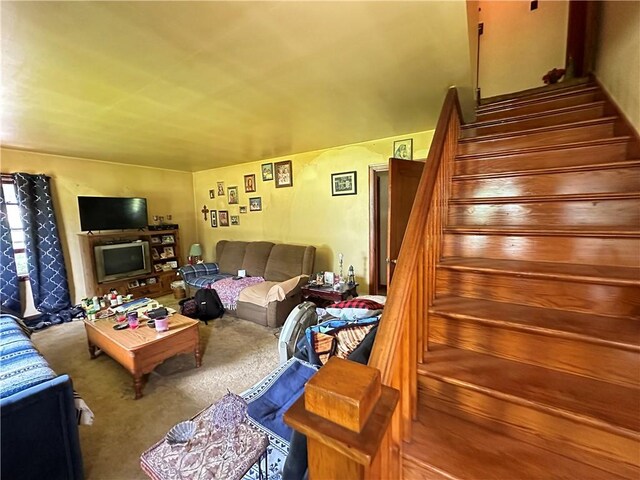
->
(284, 357, 399, 480)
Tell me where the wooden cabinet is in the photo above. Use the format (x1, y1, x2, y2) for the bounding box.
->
(78, 229, 181, 298)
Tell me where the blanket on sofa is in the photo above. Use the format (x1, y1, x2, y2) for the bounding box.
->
(210, 276, 265, 311)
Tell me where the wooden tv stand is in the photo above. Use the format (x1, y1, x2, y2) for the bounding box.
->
(78, 229, 181, 298)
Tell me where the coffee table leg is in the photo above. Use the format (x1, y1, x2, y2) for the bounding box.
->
(134, 374, 144, 400)
(88, 340, 97, 359)
(194, 344, 202, 368)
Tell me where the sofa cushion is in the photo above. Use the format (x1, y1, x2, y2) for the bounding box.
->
(242, 242, 274, 277)
(238, 275, 308, 308)
(217, 240, 248, 274)
(0, 315, 56, 398)
(264, 245, 315, 281)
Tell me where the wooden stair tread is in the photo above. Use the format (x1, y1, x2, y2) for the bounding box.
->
(450, 191, 640, 204)
(430, 296, 640, 351)
(477, 80, 595, 109)
(455, 136, 632, 161)
(459, 117, 616, 144)
(464, 101, 606, 130)
(419, 346, 640, 434)
(444, 225, 640, 238)
(477, 84, 599, 113)
(403, 407, 622, 480)
(453, 159, 640, 181)
(438, 257, 640, 285)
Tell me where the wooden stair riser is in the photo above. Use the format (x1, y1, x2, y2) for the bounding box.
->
(402, 454, 453, 480)
(477, 84, 598, 114)
(452, 166, 640, 199)
(449, 197, 640, 227)
(428, 317, 640, 387)
(463, 103, 606, 138)
(458, 122, 615, 156)
(455, 140, 630, 176)
(443, 233, 640, 267)
(476, 91, 601, 122)
(417, 379, 640, 477)
(436, 269, 639, 317)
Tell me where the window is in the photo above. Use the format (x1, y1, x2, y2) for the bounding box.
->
(1, 177, 28, 279)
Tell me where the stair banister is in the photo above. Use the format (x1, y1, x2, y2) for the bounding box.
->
(284, 87, 462, 479)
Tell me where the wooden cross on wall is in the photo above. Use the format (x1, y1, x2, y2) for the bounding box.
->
(201, 205, 209, 221)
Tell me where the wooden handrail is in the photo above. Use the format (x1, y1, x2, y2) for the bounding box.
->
(285, 87, 462, 480)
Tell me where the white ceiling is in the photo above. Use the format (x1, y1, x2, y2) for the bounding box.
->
(1, 1, 473, 172)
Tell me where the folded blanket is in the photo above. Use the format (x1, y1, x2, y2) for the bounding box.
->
(210, 276, 265, 310)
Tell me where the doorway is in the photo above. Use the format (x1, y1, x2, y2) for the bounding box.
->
(369, 165, 388, 296)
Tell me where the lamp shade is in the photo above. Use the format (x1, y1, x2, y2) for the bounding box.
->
(189, 244, 203, 257)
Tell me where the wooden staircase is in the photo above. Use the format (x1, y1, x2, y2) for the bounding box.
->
(402, 82, 640, 479)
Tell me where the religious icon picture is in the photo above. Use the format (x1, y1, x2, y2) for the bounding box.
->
(219, 210, 229, 226)
(227, 186, 239, 204)
(244, 174, 256, 193)
(208, 189, 215, 199)
(217, 182, 225, 196)
(393, 138, 413, 160)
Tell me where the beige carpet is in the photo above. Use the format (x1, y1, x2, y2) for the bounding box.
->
(32, 295, 280, 480)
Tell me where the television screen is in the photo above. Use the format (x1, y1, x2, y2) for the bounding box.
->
(94, 242, 150, 283)
(78, 196, 148, 231)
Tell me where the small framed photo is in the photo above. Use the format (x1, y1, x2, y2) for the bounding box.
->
(168, 260, 178, 269)
(324, 271, 335, 285)
(210, 210, 218, 227)
(230, 215, 239, 225)
(261, 163, 274, 181)
(154, 265, 163, 272)
(315, 272, 324, 284)
(152, 249, 160, 260)
(162, 246, 175, 258)
(217, 182, 225, 196)
(331, 171, 357, 196)
(219, 210, 229, 226)
(209, 189, 215, 199)
(249, 197, 262, 211)
(274, 160, 293, 188)
(150, 236, 161, 244)
(128, 279, 139, 289)
(239, 206, 247, 214)
(161, 234, 174, 244)
(228, 186, 238, 204)
(147, 277, 157, 284)
(244, 174, 256, 193)
(161, 263, 173, 272)
(393, 138, 413, 160)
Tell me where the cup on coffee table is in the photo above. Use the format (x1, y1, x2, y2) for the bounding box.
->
(127, 311, 139, 329)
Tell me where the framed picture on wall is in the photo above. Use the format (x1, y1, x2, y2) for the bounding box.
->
(210, 210, 218, 227)
(261, 163, 274, 181)
(217, 182, 225, 196)
(209, 189, 215, 199)
(230, 215, 239, 225)
(228, 186, 239, 204)
(249, 197, 262, 211)
(239, 206, 247, 214)
(393, 138, 413, 160)
(331, 171, 357, 196)
(219, 210, 229, 226)
(244, 174, 256, 193)
(274, 160, 293, 188)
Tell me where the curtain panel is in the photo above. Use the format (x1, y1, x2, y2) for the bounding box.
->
(14, 173, 72, 325)
(0, 185, 20, 312)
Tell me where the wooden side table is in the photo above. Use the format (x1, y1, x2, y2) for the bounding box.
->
(301, 283, 359, 307)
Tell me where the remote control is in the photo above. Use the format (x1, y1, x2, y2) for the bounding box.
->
(113, 323, 128, 330)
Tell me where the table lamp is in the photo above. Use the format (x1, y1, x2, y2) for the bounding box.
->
(188, 244, 203, 265)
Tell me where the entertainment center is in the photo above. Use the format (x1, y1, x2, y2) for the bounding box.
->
(79, 229, 181, 297)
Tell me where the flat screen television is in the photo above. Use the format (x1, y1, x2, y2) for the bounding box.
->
(78, 196, 148, 231)
(94, 241, 151, 283)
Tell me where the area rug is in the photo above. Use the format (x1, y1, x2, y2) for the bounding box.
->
(32, 298, 279, 480)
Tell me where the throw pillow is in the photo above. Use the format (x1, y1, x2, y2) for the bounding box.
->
(326, 298, 384, 320)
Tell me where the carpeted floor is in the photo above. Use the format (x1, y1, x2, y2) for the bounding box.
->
(32, 295, 280, 479)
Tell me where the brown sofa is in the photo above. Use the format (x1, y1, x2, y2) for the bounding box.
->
(213, 240, 315, 328)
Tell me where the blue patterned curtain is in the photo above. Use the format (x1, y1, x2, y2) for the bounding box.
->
(0, 185, 21, 312)
(14, 173, 72, 326)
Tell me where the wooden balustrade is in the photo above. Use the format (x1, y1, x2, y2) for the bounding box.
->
(283, 87, 462, 479)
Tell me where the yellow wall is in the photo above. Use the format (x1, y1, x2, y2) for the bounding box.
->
(0, 148, 197, 304)
(596, 0, 640, 134)
(193, 131, 434, 294)
(478, 0, 569, 98)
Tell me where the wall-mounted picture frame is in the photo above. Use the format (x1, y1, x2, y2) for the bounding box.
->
(244, 174, 256, 193)
(274, 160, 293, 188)
(249, 197, 262, 211)
(261, 163, 274, 181)
(217, 182, 225, 196)
(331, 171, 358, 196)
(239, 206, 247, 214)
(230, 215, 239, 225)
(219, 210, 229, 226)
(228, 186, 238, 204)
(393, 138, 413, 160)
(209, 189, 215, 199)
(210, 210, 218, 227)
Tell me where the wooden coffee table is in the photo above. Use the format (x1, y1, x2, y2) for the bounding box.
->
(83, 313, 201, 399)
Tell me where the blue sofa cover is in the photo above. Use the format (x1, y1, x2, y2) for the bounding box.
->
(0, 314, 84, 480)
